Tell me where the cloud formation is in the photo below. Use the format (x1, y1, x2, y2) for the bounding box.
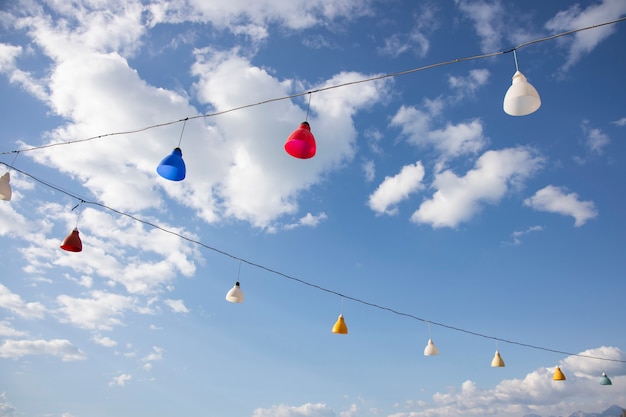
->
(0, 339, 85, 361)
(524, 185, 598, 226)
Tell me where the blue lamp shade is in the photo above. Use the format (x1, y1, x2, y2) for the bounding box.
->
(600, 372, 612, 386)
(157, 148, 186, 181)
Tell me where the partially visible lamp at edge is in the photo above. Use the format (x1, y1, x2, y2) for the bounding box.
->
(0, 172, 11, 201)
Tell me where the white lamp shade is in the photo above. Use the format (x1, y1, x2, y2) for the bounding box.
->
(225, 282, 244, 303)
(0, 172, 11, 201)
(503, 71, 541, 116)
(424, 338, 439, 356)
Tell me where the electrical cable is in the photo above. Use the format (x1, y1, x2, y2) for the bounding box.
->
(1, 16, 625, 156)
(3, 161, 624, 364)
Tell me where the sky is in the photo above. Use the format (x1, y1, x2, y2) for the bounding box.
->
(0, 1, 625, 416)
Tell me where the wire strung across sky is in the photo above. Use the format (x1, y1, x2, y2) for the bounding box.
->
(3, 161, 624, 364)
(1, 16, 625, 157)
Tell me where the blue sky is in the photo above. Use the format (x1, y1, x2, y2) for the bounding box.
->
(1, 1, 625, 416)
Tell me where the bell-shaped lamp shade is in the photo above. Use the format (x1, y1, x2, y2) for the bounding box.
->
(285, 122, 316, 159)
(332, 314, 348, 334)
(157, 148, 186, 181)
(424, 338, 439, 356)
(60, 228, 82, 252)
(553, 366, 566, 381)
(491, 350, 505, 367)
(600, 372, 612, 386)
(0, 172, 11, 201)
(225, 282, 244, 303)
(503, 71, 541, 116)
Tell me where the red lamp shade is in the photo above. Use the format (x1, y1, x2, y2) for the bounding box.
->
(284, 121, 316, 159)
(60, 228, 83, 252)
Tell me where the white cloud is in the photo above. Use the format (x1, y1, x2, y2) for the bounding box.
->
(507, 225, 544, 246)
(524, 185, 598, 227)
(252, 403, 335, 417)
(448, 69, 490, 99)
(455, 0, 506, 52)
(388, 347, 626, 417)
(0, 339, 86, 361)
(0, 284, 46, 319)
(368, 161, 425, 215)
(141, 346, 164, 371)
(390, 104, 487, 161)
(0, 320, 27, 338)
(164, 299, 189, 314)
(56, 290, 147, 331)
(284, 212, 328, 230)
(92, 335, 117, 347)
(545, 0, 626, 71)
(109, 373, 132, 387)
(581, 122, 610, 154)
(612, 117, 626, 127)
(412, 147, 544, 228)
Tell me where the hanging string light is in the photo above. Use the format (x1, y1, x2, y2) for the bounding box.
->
(0, 151, 20, 201)
(60, 200, 84, 252)
(157, 118, 188, 181)
(225, 261, 245, 303)
(4, 163, 626, 368)
(284, 93, 316, 159)
(503, 49, 541, 116)
(491, 340, 505, 367)
(331, 297, 348, 334)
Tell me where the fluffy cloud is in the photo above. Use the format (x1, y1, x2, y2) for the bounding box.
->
(0, 284, 45, 319)
(413, 147, 544, 228)
(524, 185, 598, 226)
(252, 403, 336, 417)
(368, 161, 425, 215)
(109, 373, 132, 387)
(0, 339, 85, 361)
(545, 0, 626, 71)
(390, 347, 626, 417)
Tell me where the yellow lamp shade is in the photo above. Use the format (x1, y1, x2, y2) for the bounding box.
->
(553, 366, 566, 381)
(491, 350, 505, 367)
(332, 314, 348, 334)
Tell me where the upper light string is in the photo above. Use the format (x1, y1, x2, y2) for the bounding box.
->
(1, 16, 625, 156)
(3, 161, 624, 364)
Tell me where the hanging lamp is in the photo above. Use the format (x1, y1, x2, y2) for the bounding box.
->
(1, 151, 20, 201)
(332, 314, 348, 334)
(285, 93, 316, 159)
(599, 371, 612, 386)
(225, 261, 245, 303)
(0, 172, 11, 201)
(423, 321, 439, 356)
(424, 338, 439, 356)
(60, 201, 84, 252)
(503, 50, 541, 116)
(60, 227, 82, 252)
(157, 118, 188, 181)
(491, 350, 505, 367)
(552, 366, 566, 381)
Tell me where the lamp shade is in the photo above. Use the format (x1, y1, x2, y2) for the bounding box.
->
(157, 148, 186, 181)
(60, 228, 82, 252)
(332, 314, 348, 334)
(600, 372, 612, 386)
(0, 172, 11, 201)
(491, 350, 505, 367)
(424, 338, 439, 356)
(225, 282, 244, 303)
(553, 366, 566, 381)
(284, 122, 316, 159)
(503, 71, 541, 116)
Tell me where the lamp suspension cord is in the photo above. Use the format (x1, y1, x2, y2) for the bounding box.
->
(305, 93, 312, 122)
(177, 118, 188, 148)
(513, 49, 519, 72)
